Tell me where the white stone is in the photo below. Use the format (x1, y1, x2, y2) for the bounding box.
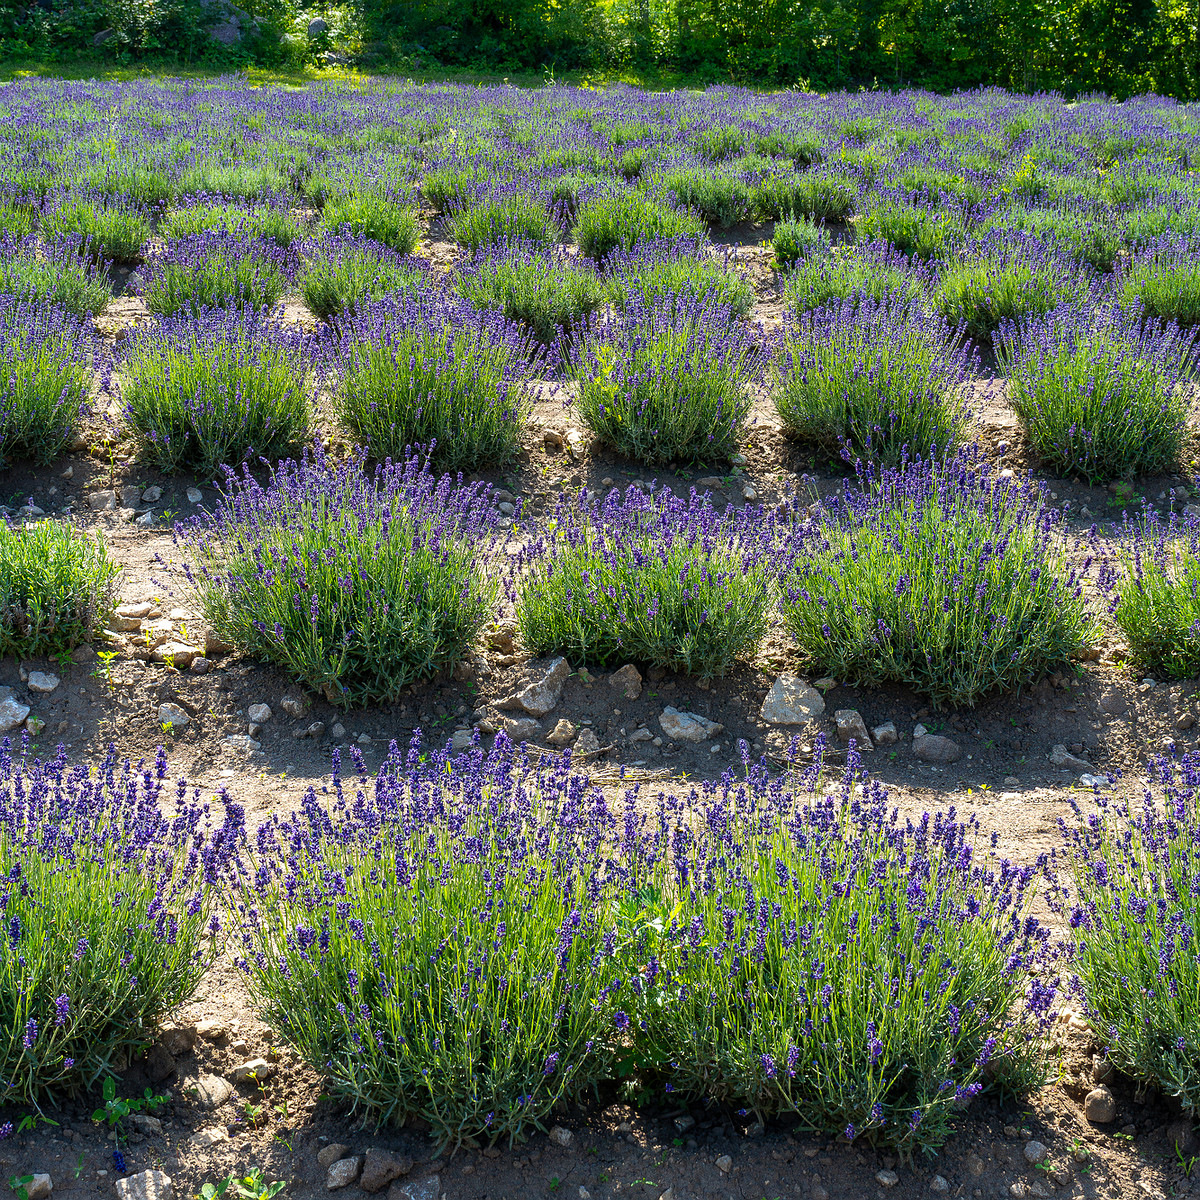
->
(1050, 743, 1092, 771)
(450, 729, 474, 752)
(26, 1177, 51, 1200)
(27, 671, 59, 694)
(930, 1178, 949, 1194)
(157, 703, 190, 729)
(114, 1171, 172, 1200)
(609, 664, 643, 700)
(872, 721, 898, 745)
(248, 703, 272, 724)
(547, 719, 578, 747)
(189, 1128, 228, 1147)
(659, 707, 723, 743)
(88, 489, 117, 512)
(0, 688, 30, 733)
(151, 642, 198, 669)
(575, 728, 601, 755)
(548, 1126, 573, 1147)
(230, 1057, 275, 1083)
(505, 657, 571, 716)
(186, 488, 203, 504)
(835, 709, 872, 749)
(223, 735, 261, 753)
(280, 691, 308, 718)
(759, 675, 825, 724)
(876, 1170, 899, 1188)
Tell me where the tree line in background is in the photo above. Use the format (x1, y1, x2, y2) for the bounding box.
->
(1, 0, 1197, 99)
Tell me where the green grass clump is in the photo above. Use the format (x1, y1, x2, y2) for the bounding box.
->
(120, 308, 312, 475)
(454, 240, 607, 343)
(0, 749, 219, 1105)
(752, 171, 856, 222)
(572, 293, 754, 465)
(421, 167, 485, 213)
(446, 193, 557, 252)
(783, 244, 928, 314)
(161, 202, 306, 247)
(332, 293, 536, 471)
(181, 449, 499, 707)
(663, 169, 750, 228)
(999, 306, 1193, 482)
(0, 235, 112, 316)
(573, 191, 705, 261)
(771, 216, 830, 270)
(779, 453, 1097, 706)
(773, 297, 972, 465)
(41, 195, 150, 263)
(299, 235, 426, 322)
(0, 299, 95, 465)
(516, 488, 772, 677)
(0, 520, 118, 657)
(321, 192, 420, 254)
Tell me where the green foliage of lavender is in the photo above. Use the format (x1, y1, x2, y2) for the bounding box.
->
(446, 193, 558, 251)
(1120, 239, 1200, 328)
(454, 240, 607, 343)
(321, 192, 420, 254)
(41, 195, 150, 263)
(1108, 508, 1200, 679)
(573, 191, 706, 261)
(299, 235, 426, 322)
(752, 171, 856, 222)
(161, 201, 306, 247)
(663, 169, 750, 228)
(998, 306, 1193, 483)
(141, 234, 293, 317)
(0, 299, 96, 465)
(331, 293, 536, 471)
(605, 239, 754, 322)
(572, 294, 754, 465)
(0, 520, 119, 658)
(0, 235, 112, 316)
(516, 487, 773, 677)
(773, 298, 972, 465)
(779, 454, 1097, 706)
(783, 244, 928, 315)
(0, 745, 226, 1104)
(857, 197, 958, 260)
(1054, 757, 1200, 1114)
(120, 308, 312, 475)
(181, 449, 499, 706)
(770, 217, 830, 271)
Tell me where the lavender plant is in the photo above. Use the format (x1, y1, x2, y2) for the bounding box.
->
(140, 234, 294, 318)
(0, 235, 112, 316)
(571, 293, 755, 465)
(330, 292, 536, 470)
(779, 453, 1097, 706)
(0, 744, 228, 1104)
(783, 244, 929, 315)
(770, 216, 830, 271)
(299, 235, 427, 322)
(1052, 755, 1200, 1114)
(0, 299, 97, 465)
(998, 306, 1194, 482)
(41, 195, 151, 263)
(663, 169, 751, 229)
(119, 307, 312, 475)
(772, 298, 973, 465)
(605, 238, 755, 322)
(321, 193, 420, 255)
(1119, 239, 1200, 329)
(573, 191, 706, 261)
(161, 201, 306, 247)
(446, 193, 558, 252)
(857, 197, 959, 260)
(179, 448, 499, 705)
(515, 486, 774, 676)
(751, 171, 856, 222)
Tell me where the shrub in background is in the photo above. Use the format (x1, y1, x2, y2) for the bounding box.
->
(779, 453, 1097, 706)
(998, 305, 1194, 482)
(180, 448, 499, 706)
(773, 297, 973, 465)
(515, 486, 774, 676)
(857, 197, 959, 260)
(446, 192, 558, 252)
(321, 192, 420, 254)
(330, 292, 537, 471)
(0, 521, 119, 658)
(454, 239, 607, 343)
(606, 238, 754, 322)
(0, 744, 227, 1104)
(120, 307, 312, 475)
(299, 234, 427, 322)
(140, 233, 294, 317)
(0, 235, 113, 316)
(0, 299, 97, 465)
(573, 191, 706, 260)
(572, 292, 754, 465)
(41, 194, 151, 263)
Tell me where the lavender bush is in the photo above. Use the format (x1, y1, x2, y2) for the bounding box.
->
(998, 305, 1194, 482)
(605, 238, 755, 323)
(783, 243, 929, 315)
(751, 170, 856, 222)
(161, 200, 306, 247)
(572, 293, 754, 465)
(321, 192, 419, 255)
(515, 485, 774, 676)
(772, 297, 973, 465)
(771, 216, 830, 271)
(446, 192, 558, 251)
(140, 234, 294, 318)
(330, 292, 537, 471)
(119, 307, 312, 475)
(779, 453, 1097, 706)
(0, 519, 118, 657)
(0, 744, 228, 1104)
(41, 194, 151, 263)
(1119, 238, 1200, 329)
(299, 235, 427, 322)
(573, 191, 706, 261)
(0, 234, 112, 316)
(179, 448, 499, 706)
(1052, 754, 1200, 1114)
(0, 299, 97, 465)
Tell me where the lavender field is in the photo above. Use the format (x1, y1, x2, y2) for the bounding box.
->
(1, 74, 1200, 1200)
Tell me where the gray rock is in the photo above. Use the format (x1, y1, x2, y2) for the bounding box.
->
(195, 1019, 227, 1042)
(230, 1058, 275, 1084)
(280, 691, 309, 718)
(210, 19, 241, 44)
(929, 1178, 949, 1194)
(143, 1041, 175, 1083)
(1169, 1120, 1198, 1157)
(449, 729, 474, 752)
(1023, 1140, 1048, 1165)
(307, 721, 326, 739)
(25, 1177, 50, 1200)
(1099, 689, 1128, 715)
(307, 16, 328, 35)
(359, 1149, 412, 1193)
(129, 1113, 163, 1137)
(142, 486, 162, 503)
(189, 656, 209, 675)
(223, 735, 261, 753)
(504, 657, 571, 716)
(205, 630, 234, 657)
(759, 675, 825, 724)
(326, 1157, 362, 1190)
(673, 1115, 695, 1132)
(115, 1171, 171, 1200)
(715, 1155, 732, 1174)
(913, 734, 961, 764)
(152, 642, 198, 670)
(1084, 1085, 1116, 1123)
(876, 1170, 899, 1188)
(872, 721, 898, 745)
(1050, 743, 1092, 771)
(0, 688, 30, 733)
(248, 703, 272, 724)
(188, 1128, 227, 1148)
(186, 487, 203, 504)
(659, 707, 723, 743)
(156, 703, 190, 729)
(194, 1074, 232, 1108)
(609, 663, 643, 700)
(316, 1145, 349, 1168)
(27, 671, 59, 694)
(549, 1125, 573, 1147)
(1079, 773, 1110, 789)
(88, 489, 117, 511)
(547, 719, 577, 747)
(160, 1025, 196, 1057)
(500, 715, 541, 741)
(575, 728, 601, 755)
(389, 1179, 438, 1200)
(834, 709, 872, 749)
